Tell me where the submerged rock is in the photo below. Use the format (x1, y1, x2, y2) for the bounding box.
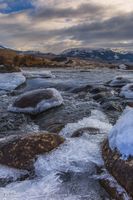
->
(71, 127, 101, 137)
(8, 88, 63, 115)
(106, 76, 131, 87)
(101, 101, 123, 112)
(90, 86, 108, 94)
(70, 84, 92, 93)
(0, 133, 64, 170)
(120, 84, 133, 99)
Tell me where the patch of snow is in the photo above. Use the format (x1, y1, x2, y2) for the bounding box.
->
(109, 107, 133, 158)
(120, 84, 133, 99)
(0, 73, 26, 91)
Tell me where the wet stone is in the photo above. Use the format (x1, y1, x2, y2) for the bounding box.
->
(0, 133, 64, 170)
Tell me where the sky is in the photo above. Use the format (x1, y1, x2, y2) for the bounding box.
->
(0, 0, 133, 53)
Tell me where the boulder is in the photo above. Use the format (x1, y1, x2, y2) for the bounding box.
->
(106, 76, 131, 87)
(8, 88, 63, 115)
(0, 133, 64, 170)
(102, 140, 133, 199)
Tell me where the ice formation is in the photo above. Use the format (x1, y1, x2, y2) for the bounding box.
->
(120, 83, 133, 98)
(0, 110, 111, 200)
(60, 110, 112, 138)
(0, 73, 26, 91)
(109, 107, 133, 158)
(22, 70, 54, 78)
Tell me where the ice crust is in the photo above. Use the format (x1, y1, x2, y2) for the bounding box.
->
(0, 73, 26, 91)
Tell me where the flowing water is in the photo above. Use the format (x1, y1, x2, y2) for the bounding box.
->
(0, 68, 133, 200)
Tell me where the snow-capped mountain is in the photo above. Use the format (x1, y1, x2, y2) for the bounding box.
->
(61, 48, 133, 62)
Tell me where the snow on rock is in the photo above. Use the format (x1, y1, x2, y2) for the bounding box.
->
(22, 70, 55, 78)
(107, 76, 131, 87)
(60, 110, 112, 138)
(8, 88, 63, 115)
(109, 107, 133, 158)
(120, 83, 133, 99)
(0, 73, 26, 91)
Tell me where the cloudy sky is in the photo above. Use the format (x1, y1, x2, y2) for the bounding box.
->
(0, 0, 133, 53)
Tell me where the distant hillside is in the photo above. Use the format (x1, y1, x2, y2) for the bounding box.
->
(0, 46, 58, 68)
(61, 48, 133, 62)
(1, 45, 132, 70)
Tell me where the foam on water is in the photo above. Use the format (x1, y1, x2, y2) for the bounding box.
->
(0, 110, 112, 200)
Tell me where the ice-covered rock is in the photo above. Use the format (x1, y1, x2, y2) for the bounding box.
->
(107, 76, 131, 87)
(120, 83, 133, 99)
(8, 88, 63, 115)
(102, 139, 133, 199)
(22, 70, 54, 78)
(109, 107, 133, 158)
(0, 133, 64, 170)
(0, 73, 26, 91)
(102, 107, 133, 198)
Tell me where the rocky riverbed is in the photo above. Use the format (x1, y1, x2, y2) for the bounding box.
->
(0, 67, 133, 200)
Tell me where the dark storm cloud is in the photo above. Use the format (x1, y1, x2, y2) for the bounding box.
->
(0, 0, 133, 52)
(32, 3, 104, 20)
(55, 12, 133, 44)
